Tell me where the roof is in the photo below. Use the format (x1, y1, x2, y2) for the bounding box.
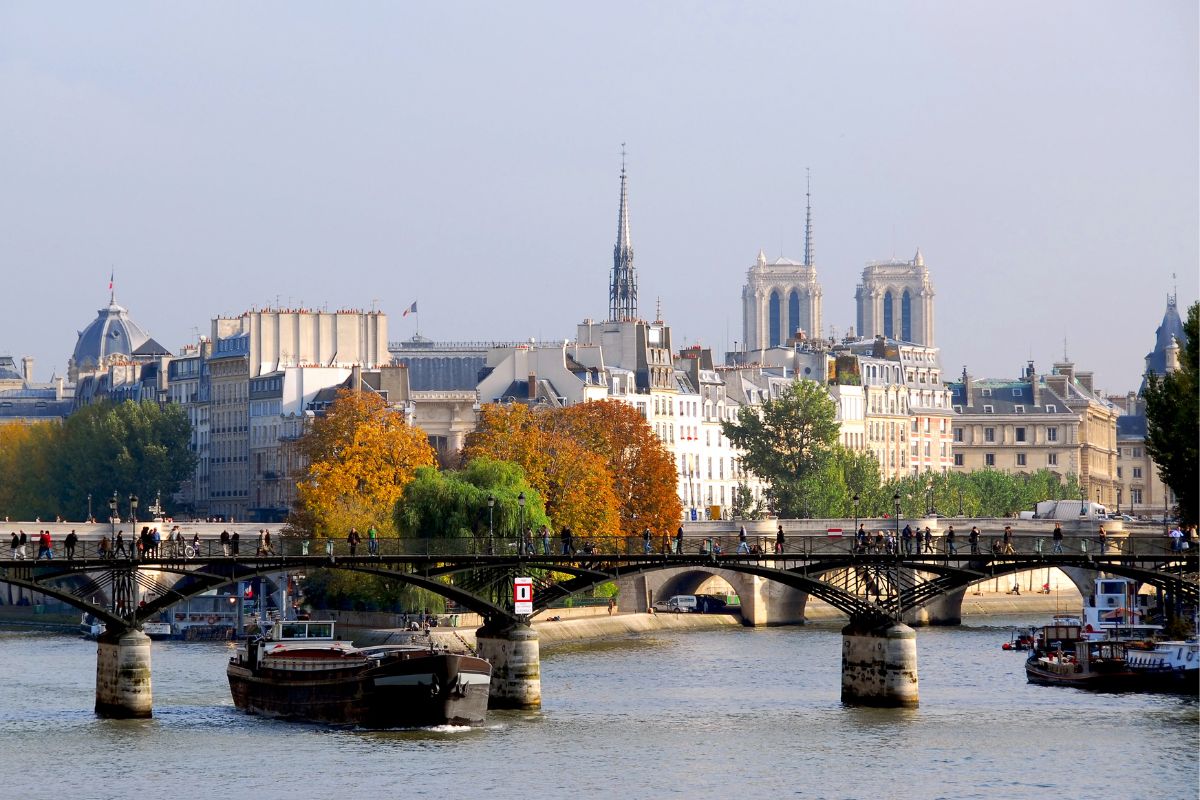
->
(1141, 296, 1188, 391)
(1116, 414, 1147, 439)
(947, 380, 1072, 415)
(71, 301, 159, 371)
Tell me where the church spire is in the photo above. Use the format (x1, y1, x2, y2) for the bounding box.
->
(609, 144, 638, 322)
(803, 168, 814, 268)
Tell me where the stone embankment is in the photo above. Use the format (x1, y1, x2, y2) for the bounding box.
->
(351, 588, 1083, 653)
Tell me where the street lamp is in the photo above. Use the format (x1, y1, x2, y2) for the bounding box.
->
(1079, 486, 1087, 516)
(129, 494, 139, 525)
(487, 494, 495, 554)
(958, 489, 964, 517)
(852, 493, 860, 535)
(108, 492, 118, 537)
(1116, 489, 1121, 516)
(893, 492, 901, 551)
(517, 491, 526, 553)
(87, 493, 92, 523)
(926, 484, 934, 516)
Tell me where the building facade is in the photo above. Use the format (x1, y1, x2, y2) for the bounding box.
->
(854, 250, 936, 347)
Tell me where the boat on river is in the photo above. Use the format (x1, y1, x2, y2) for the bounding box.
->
(227, 619, 492, 727)
(1024, 620, 1135, 691)
(1124, 639, 1200, 693)
(80, 613, 104, 640)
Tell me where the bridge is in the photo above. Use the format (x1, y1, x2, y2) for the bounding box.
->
(1, 533, 1195, 716)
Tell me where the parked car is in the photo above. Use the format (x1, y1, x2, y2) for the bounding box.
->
(653, 595, 698, 613)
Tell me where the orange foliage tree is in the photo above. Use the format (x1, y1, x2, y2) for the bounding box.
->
(295, 389, 436, 537)
(554, 399, 682, 538)
(461, 404, 619, 540)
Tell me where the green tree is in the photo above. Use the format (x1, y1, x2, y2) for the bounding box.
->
(721, 380, 840, 518)
(1143, 301, 1198, 525)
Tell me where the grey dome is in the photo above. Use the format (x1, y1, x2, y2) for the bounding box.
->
(71, 301, 167, 376)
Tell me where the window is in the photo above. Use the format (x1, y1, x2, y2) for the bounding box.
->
(985, 453, 995, 466)
(1131, 488, 1142, 504)
(983, 405, 994, 414)
(1132, 447, 1142, 457)
(981, 388, 992, 397)
(984, 427, 995, 443)
(1014, 405, 1025, 414)
(1132, 467, 1142, 479)
(1016, 453, 1026, 466)
(1117, 467, 1123, 478)
(953, 405, 963, 413)
(1045, 404, 1057, 413)
(954, 427, 964, 442)
(1012, 388, 1022, 397)
(1047, 427, 1058, 442)
(1015, 427, 1026, 442)
(1048, 453, 1058, 466)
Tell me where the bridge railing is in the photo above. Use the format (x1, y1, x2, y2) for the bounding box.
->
(5, 531, 1185, 562)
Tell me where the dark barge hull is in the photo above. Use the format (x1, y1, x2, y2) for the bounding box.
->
(1024, 658, 1138, 692)
(228, 653, 491, 727)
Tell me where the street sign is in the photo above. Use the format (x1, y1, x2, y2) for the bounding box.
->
(513, 577, 533, 615)
(826, 528, 843, 537)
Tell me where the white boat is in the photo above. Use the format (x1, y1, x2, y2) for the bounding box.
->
(80, 613, 105, 640)
(1080, 577, 1162, 642)
(1124, 639, 1200, 692)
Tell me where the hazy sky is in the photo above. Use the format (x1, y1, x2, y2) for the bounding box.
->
(1, 2, 1196, 393)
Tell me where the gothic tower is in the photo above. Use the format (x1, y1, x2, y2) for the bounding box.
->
(609, 155, 638, 322)
(854, 248, 936, 346)
(741, 173, 823, 352)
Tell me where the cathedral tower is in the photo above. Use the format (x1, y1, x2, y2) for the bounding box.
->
(854, 249, 936, 346)
(609, 154, 638, 322)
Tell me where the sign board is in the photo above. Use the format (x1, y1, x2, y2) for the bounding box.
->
(826, 528, 843, 537)
(513, 577, 533, 616)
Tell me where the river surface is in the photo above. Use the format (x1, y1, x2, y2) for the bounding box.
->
(1, 615, 1196, 800)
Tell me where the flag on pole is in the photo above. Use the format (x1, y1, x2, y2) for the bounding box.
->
(402, 301, 417, 317)
(108, 271, 114, 290)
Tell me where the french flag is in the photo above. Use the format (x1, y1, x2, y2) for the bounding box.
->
(402, 301, 417, 317)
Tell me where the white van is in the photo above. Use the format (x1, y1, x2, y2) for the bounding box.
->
(654, 595, 698, 613)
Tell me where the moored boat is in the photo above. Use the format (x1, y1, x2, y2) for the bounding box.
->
(1024, 618, 1137, 691)
(227, 619, 492, 727)
(1124, 639, 1200, 693)
(80, 613, 105, 640)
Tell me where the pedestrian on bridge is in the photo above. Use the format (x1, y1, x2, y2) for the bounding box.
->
(775, 525, 784, 554)
(945, 526, 957, 555)
(231, 530, 240, 556)
(922, 527, 933, 554)
(675, 525, 684, 554)
(347, 528, 360, 556)
(36, 530, 53, 560)
(9, 531, 19, 559)
(541, 525, 551, 556)
(642, 527, 652, 554)
(968, 526, 980, 554)
(99, 535, 110, 559)
(64, 530, 77, 560)
(1001, 526, 1015, 555)
(220, 530, 231, 556)
(901, 524, 914, 555)
(1051, 524, 1064, 554)
(560, 527, 573, 555)
(113, 531, 127, 559)
(367, 525, 378, 556)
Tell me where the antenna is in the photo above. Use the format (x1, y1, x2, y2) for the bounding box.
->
(620, 142, 626, 173)
(803, 167, 813, 267)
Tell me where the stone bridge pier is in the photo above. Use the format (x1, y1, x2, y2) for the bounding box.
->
(94, 627, 153, 718)
(616, 567, 807, 625)
(841, 619, 919, 708)
(475, 622, 541, 709)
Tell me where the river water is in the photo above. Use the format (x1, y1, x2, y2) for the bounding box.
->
(1, 616, 1195, 800)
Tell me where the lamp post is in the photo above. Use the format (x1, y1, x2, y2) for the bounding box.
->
(1079, 485, 1087, 516)
(87, 493, 92, 523)
(129, 493, 139, 525)
(926, 483, 934, 516)
(852, 493, 860, 535)
(893, 491, 901, 550)
(1116, 489, 1121, 516)
(487, 494, 495, 555)
(108, 492, 118, 537)
(517, 491, 526, 553)
(958, 489, 964, 517)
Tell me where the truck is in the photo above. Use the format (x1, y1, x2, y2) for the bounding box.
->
(1031, 500, 1108, 520)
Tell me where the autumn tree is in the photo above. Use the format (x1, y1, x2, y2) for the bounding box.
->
(1144, 301, 1198, 525)
(462, 403, 619, 540)
(295, 389, 436, 538)
(721, 379, 840, 518)
(554, 399, 682, 537)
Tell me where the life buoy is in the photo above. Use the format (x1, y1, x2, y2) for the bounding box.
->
(207, 616, 218, 625)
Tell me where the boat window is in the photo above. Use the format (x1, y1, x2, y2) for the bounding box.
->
(306, 623, 333, 639)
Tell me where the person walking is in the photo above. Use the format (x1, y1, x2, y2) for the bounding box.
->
(17, 530, 27, 559)
(901, 524, 914, 555)
(674, 525, 684, 555)
(231, 530, 240, 556)
(541, 525, 551, 556)
(113, 531, 127, 559)
(263, 529, 274, 556)
(968, 526, 980, 555)
(98, 535, 111, 560)
(560, 527, 573, 556)
(945, 525, 957, 555)
(1001, 525, 1015, 555)
(220, 529, 230, 556)
(347, 528, 360, 556)
(642, 526, 652, 555)
(10, 531, 20, 559)
(775, 524, 785, 554)
(64, 530, 77, 560)
(36, 530, 53, 560)
(367, 525, 378, 556)
(1097, 526, 1107, 553)
(922, 526, 934, 554)
(1051, 523, 1064, 554)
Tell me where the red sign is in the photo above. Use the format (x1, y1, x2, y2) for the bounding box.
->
(513, 577, 533, 615)
(826, 528, 843, 537)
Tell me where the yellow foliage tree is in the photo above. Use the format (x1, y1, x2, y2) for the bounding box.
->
(295, 389, 436, 538)
(462, 404, 619, 540)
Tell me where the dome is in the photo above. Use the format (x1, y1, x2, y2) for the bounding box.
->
(70, 300, 168, 380)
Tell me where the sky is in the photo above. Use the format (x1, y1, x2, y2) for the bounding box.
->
(1, 2, 1196, 394)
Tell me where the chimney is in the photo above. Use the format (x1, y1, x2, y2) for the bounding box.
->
(962, 367, 974, 408)
(55, 376, 64, 401)
(527, 373, 537, 400)
(1075, 371, 1094, 395)
(1044, 373, 1069, 401)
(1052, 361, 1075, 383)
(1027, 362, 1041, 407)
(21, 356, 33, 384)
(351, 365, 361, 393)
